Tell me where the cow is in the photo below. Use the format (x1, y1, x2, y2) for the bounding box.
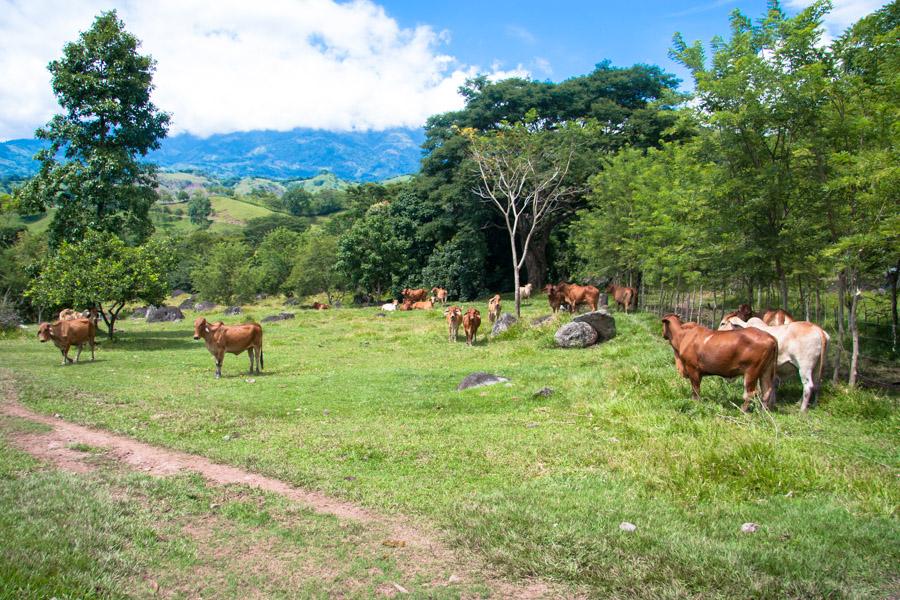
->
(37, 318, 96, 365)
(519, 283, 533, 300)
(607, 284, 637, 313)
(412, 300, 434, 310)
(381, 300, 398, 312)
(446, 305, 463, 342)
(311, 302, 330, 310)
(661, 314, 778, 412)
(193, 317, 264, 379)
(58, 308, 81, 321)
(463, 308, 481, 346)
(728, 304, 795, 326)
(402, 288, 428, 303)
(397, 300, 414, 311)
(488, 294, 502, 323)
(557, 282, 600, 314)
(430, 287, 449, 305)
(719, 316, 829, 411)
(543, 284, 566, 313)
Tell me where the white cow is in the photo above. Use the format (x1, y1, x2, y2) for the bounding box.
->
(719, 316, 829, 411)
(381, 300, 398, 312)
(519, 283, 533, 300)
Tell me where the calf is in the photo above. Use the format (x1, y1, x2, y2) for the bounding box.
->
(607, 284, 637, 313)
(543, 284, 566, 313)
(730, 304, 795, 326)
(719, 316, 829, 411)
(402, 288, 428, 302)
(412, 300, 434, 310)
(661, 314, 777, 412)
(58, 308, 80, 321)
(430, 287, 448, 305)
(381, 300, 398, 312)
(519, 283, 533, 300)
(38, 318, 96, 365)
(312, 302, 330, 310)
(446, 305, 462, 342)
(193, 317, 264, 379)
(463, 308, 481, 346)
(488, 294, 502, 323)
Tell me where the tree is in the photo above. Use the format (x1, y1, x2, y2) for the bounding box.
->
(256, 227, 301, 294)
(27, 231, 174, 338)
(282, 186, 314, 216)
(187, 192, 212, 228)
(15, 11, 169, 248)
(191, 240, 260, 304)
(286, 227, 346, 303)
(467, 122, 582, 316)
(336, 202, 414, 297)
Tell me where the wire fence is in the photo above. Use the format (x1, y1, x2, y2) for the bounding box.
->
(637, 292, 899, 393)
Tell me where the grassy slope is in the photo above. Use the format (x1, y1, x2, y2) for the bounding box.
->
(1, 300, 897, 598)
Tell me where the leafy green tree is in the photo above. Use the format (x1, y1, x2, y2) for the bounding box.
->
(243, 214, 308, 246)
(15, 11, 169, 248)
(190, 240, 260, 304)
(27, 231, 174, 337)
(336, 202, 414, 297)
(282, 186, 314, 216)
(286, 227, 346, 303)
(256, 227, 301, 294)
(420, 227, 487, 301)
(187, 192, 212, 228)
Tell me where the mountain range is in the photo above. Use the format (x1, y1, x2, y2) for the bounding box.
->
(0, 127, 426, 182)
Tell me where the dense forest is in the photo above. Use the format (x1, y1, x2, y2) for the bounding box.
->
(0, 3, 897, 351)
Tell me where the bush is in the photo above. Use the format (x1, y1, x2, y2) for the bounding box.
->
(420, 228, 487, 301)
(0, 300, 22, 331)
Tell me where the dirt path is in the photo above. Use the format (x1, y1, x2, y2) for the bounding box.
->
(0, 372, 574, 599)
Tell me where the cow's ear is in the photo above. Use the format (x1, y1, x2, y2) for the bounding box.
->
(204, 326, 210, 333)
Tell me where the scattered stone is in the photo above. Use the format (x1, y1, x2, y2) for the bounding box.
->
(531, 314, 555, 327)
(391, 582, 409, 594)
(223, 306, 242, 316)
(382, 539, 406, 548)
(171, 289, 188, 298)
(554, 321, 598, 348)
(284, 297, 300, 306)
(374, 312, 387, 318)
(130, 306, 149, 319)
(447, 574, 462, 585)
(572, 309, 617, 342)
(491, 312, 517, 337)
(261, 312, 295, 322)
(145, 305, 185, 323)
(619, 521, 637, 532)
(178, 298, 195, 310)
(255, 293, 269, 301)
(526, 422, 539, 429)
(457, 372, 510, 391)
(741, 522, 758, 534)
(246, 378, 256, 384)
(533, 387, 554, 398)
(194, 301, 217, 312)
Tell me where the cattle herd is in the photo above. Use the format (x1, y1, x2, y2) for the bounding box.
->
(37, 284, 829, 412)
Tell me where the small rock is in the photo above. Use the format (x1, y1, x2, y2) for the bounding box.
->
(130, 306, 149, 319)
(374, 312, 387, 317)
(246, 378, 256, 383)
(533, 387, 554, 397)
(447, 574, 462, 584)
(526, 422, 539, 429)
(554, 321, 598, 348)
(619, 521, 637, 532)
(531, 314, 555, 327)
(457, 372, 510, 391)
(741, 522, 758, 534)
(382, 539, 406, 548)
(178, 297, 195, 310)
(255, 293, 269, 301)
(392, 582, 409, 594)
(171, 289, 187, 298)
(194, 301, 217, 312)
(54, 413, 61, 418)
(223, 306, 242, 316)
(261, 312, 295, 323)
(490, 312, 518, 337)
(284, 297, 300, 306)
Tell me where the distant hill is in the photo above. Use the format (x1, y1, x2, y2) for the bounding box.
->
(0, 127, 425, 182)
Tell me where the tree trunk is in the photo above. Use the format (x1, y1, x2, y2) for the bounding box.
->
(833, 271, 846, 383)
(890, 260, 898, 351)
(519, 225, 550, 290)
(849, 283, 860, 387)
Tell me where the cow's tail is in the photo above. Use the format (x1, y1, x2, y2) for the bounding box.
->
(762, 342, 778, 408)
(816, 328, 829, 389)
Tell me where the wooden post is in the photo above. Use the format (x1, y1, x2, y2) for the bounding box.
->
(849, 286, 860, 387)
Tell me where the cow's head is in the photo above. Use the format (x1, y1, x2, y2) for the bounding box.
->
(737, 304, 754, 321)
(37, 322, 52, 342)
(661, 314, 681, 340)
(193, 317, 209, 340)
(446, 306, 462, 320)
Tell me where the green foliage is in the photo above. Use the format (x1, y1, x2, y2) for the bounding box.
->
(336, 202, 414, 296)
(14, 11, 169, 248)
(281, 186, 313, 216)
(187, 192, 212, 228)
(285, 226, 346, 302)
(255, 227, 301, 294)
(420, 227, 487, 300)
(190, 240, 259, 304)
(242, 214, 308, 246)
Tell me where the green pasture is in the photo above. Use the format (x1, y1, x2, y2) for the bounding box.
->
(1, 298, 897, 598)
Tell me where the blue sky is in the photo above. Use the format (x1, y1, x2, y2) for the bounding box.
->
(0, 0, 886, 139)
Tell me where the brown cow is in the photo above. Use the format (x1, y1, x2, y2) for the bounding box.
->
(607, 284, 637, 313)
(558, 282, 599, 313)
(412, 300, 434, 310)
(729, 304, 795, 326)
(38, 318, 96, 365)
(312, 302, 330, 310)
(463, 308, 481, 346)
(193, 317, 264, 379)
(431, 287, 448, 305)
(397, 300, 414, 311)
(58, 308, 81, 321)
(543, 284, 566, 313)
(487, 294, 502, 323)
(446, 305, 462, 342)
(661, 314, 777, 412)
(402, 288, 428, 302)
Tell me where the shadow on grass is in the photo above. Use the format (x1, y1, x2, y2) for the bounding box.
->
(104, 329, 197, 351)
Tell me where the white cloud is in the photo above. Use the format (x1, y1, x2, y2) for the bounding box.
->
(0, 0, 530, 140)
(785, 0, 889, 40)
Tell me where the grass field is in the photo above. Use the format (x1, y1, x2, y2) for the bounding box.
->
(1, 298, 897, 597)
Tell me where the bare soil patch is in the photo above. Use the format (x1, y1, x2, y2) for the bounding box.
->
(0, 371, 575, 599)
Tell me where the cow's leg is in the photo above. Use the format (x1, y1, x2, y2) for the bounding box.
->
(741, 373, 760, 412)
(74, 344, 83, 363)
(248, 348, 255, 374)
(214, 351, 224, 378)
(688, 373, 702, 400)
(799, 367, 814, 412)
(90, 338, 95, 361)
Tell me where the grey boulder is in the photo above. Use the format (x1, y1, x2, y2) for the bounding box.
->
(261, 312, 295, 323)
(572, 310, 616, 342)
(146, 305, 185, 323)
(223, 306, 242, 316)
(194, 301, 217, 312)
(491, 312, 517, 337)
(554, 321, 598, 348)
(457, 372, 509, 391)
